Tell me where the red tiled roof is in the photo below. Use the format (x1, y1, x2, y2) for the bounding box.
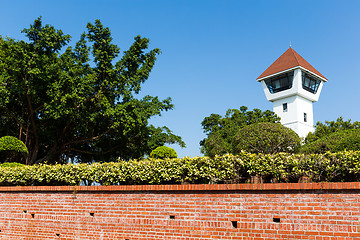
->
(257, 47, 327, 80)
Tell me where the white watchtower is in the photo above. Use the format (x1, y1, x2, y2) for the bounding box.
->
(257, 47, 327, 139)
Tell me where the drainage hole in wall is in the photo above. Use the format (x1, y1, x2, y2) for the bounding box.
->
(231, 221, 238, 228)
(169, 215, 175, 220)
(56, 233, 60, 237)
(23, 210, 27, 214)
(273, 217, 280, 223)
(90, 212, 95, 217)
(31, 214, 35, 218)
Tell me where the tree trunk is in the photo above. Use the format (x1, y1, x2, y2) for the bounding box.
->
(30, 143, 39, 165)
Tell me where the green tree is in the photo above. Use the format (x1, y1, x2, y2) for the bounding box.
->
(150, 146, 177, 159)
(305, 117, 360, 143)
(200, 106, 280, 157)
(0, 17, 184, 164)
(233, 122, 301, 154)
(301, 129, 360, 154)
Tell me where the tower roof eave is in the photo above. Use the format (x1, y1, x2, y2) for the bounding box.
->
(257, 66, 327, 82)
(256, 47, 327, 81)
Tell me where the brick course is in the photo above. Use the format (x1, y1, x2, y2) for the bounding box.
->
(0, 183, 359, 239)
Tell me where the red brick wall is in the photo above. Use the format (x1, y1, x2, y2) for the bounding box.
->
(0, 183, 360, 239)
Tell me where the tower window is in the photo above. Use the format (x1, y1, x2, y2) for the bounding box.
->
(304, 113, 307, 122)
(283, 103, 288, 112)
(302, 71, 321, 94)
(264, 71, 294, 94)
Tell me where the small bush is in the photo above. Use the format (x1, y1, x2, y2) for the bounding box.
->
(301, 129, 360, 154)
(150, 146, 177, 159)
(0, 162, 25, 168)
(0, 136, 28, 154)
(0, 136, 28, 163)
(233, 122, 301, 154)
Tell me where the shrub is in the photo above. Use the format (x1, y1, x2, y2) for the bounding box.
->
(301, 129, 360, 154)
(0, 136, 28, 154)
(0, 162, 25, 168)
(0, 136, 28, 163)
(150, 146, 177, 159)
(233, 122, 301, 154)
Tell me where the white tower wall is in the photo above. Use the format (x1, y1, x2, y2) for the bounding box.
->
(272, 95, 314, 139)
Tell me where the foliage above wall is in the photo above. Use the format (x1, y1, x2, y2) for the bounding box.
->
(200, 106, 281, 157)
(0, 151, 360, 186)
(305, 117, 360, 143)
(301, 129, 360, 154)
(233, 122, 301, 154)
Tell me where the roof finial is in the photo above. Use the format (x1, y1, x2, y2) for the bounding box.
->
(290, 41, 292, 48)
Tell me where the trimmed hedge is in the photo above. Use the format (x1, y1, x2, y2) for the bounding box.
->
(1, 151, 360, 186)
(0, 136, 28, 154)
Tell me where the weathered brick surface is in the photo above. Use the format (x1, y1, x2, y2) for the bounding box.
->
(0, 183, 359, 239)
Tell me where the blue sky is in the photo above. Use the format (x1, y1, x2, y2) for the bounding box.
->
(1, 0, 360, 157)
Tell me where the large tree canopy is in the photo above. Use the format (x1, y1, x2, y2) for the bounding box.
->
(0, 17, 184, 164)
(200, 106, 280, 157)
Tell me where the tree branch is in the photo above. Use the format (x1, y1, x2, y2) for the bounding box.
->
(67, 144, 120, 156)
(0, 106, 25, 131)
(64, 126, 113, 146)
